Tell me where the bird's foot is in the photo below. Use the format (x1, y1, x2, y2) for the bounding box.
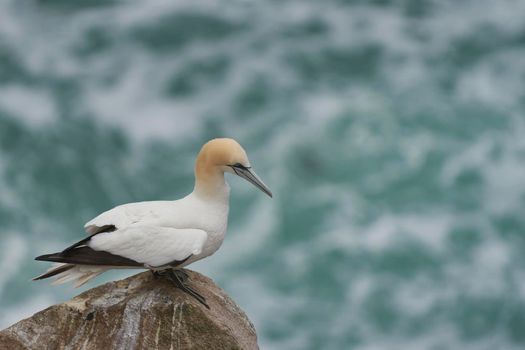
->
(166, 269, 209, 309)
(172, 268, 189, 283)
(151, 269, 166, 279)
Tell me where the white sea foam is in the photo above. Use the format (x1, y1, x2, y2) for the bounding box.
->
(0, 85, 56, 125)
(457, 50, 525, 109)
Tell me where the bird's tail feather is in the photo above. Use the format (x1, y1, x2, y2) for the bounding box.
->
(32, 263, 75, 280)
(33, 263, 107, 288)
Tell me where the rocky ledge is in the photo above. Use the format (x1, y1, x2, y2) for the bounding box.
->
(0, 270, 258, 350)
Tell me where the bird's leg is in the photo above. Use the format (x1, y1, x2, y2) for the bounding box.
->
(166, 269, 209, 309)
(151, 269, 167, 279)
(172, 268, 189, 283)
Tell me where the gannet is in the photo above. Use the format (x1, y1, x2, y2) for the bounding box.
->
(33, 138, 272, 308)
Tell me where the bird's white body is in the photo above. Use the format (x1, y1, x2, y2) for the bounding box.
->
(86, 183, 230, 268)
(35, 138, 271, 288)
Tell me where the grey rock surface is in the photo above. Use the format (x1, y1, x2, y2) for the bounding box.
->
(0, 270, 258, 350)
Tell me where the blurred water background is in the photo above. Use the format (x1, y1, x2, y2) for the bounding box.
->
(1, 0, 525, 349)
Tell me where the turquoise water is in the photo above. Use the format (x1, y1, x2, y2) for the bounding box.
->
(1, 0, 525, 348)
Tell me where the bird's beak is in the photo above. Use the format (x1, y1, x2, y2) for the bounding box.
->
(232, 166, 273, 198)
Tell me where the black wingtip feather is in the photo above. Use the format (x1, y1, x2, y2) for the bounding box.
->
(34, 247, 142, 267)
(35, 253, 61, 262)
(33, 264, 74, 280)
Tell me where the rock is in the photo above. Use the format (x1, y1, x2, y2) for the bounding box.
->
(0, 270, 258, 350)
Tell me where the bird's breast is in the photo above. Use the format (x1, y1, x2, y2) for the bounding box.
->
(155, 193, 230, 261)
(188, 199, 229, 259)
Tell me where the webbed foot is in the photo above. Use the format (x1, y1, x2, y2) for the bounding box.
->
(166, 269, 209, 309)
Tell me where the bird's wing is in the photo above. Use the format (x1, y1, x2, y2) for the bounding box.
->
(84, 206, 129, 234)
(83, 201, 173, 234)
(88, 226, 208, 267)
(36, 226, 207, 268)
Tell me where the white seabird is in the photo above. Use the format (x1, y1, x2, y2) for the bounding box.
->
(34, 138, 272, 307)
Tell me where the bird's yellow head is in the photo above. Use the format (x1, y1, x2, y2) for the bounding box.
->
(195, 138, 272, 197)
(197, 138, 249, 168)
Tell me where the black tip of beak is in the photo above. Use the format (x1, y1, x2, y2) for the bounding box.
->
(261, 187, 273, 198)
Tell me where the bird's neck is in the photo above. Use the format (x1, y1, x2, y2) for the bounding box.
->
(193, 166, 230, 201)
